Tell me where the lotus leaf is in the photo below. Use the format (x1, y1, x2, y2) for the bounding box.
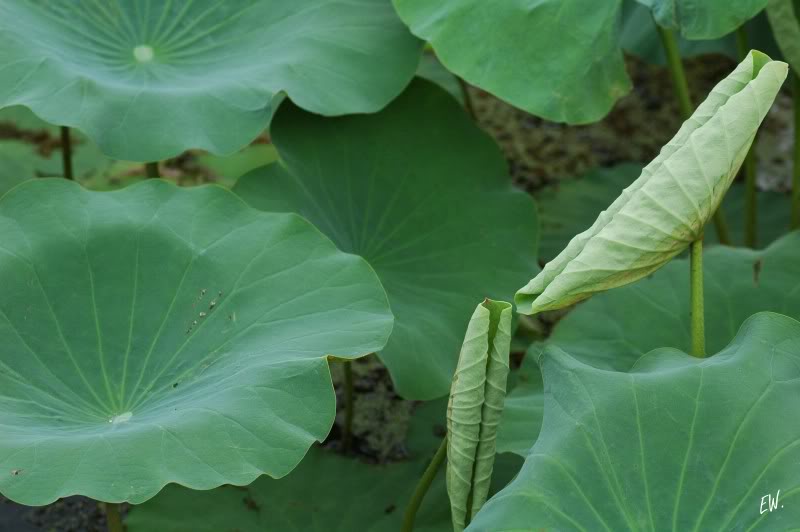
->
(0, 142, 40, 197)
(766, 0, 800, 73)
(471, 312, 800, 531)
(392, 0, 630, 124)
(638, 0, 769, 39)
(0, 0, 422, 161)
(537, 164, 793, 262)
(234, 79, 538, 400)
(499, 231, 800, 455)
(516, 52, 787, 315)
(446, 299, 511, 531)
(392, 0, 769, 123)
(0, 179, 393, 505)
(126, 401, 523, 531)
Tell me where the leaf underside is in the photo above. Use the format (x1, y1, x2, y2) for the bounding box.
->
(446, 299, 512, 531)
(516, 51, 787, 315)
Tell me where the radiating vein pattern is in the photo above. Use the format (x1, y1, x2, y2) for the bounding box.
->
(516, 51, 787, 315)
(0, 0, 422, 160)
(470, 313, 800, 531)
(234, 79, 538, 400)
(497, 232, 800, 457)
(0, 179, 392, 505)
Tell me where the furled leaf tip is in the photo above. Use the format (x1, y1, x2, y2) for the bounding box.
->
(515, 51, 787, 315)
(446, 298, 512, 531)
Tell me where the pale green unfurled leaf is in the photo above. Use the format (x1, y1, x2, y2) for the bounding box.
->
(516, 51, 787, 315)
(446, 299, 512, 531)
(766, 0, 800, 74)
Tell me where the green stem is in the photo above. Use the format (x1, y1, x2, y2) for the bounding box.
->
(742, 140, 758, 247)
(402, 436, 447, 532)
(456, 76, 476, 121)
(689, 238, 706, 358)
(656, 25, 693, 118)
(736, 25, 758, 247)
(104, 502, 123, 532)
(793, 72, 800, 230)
(145, 162, 160, 178)
(342, 360, 354, 453)
(656, 23, 732, 245)
(60, 126, 73, 181)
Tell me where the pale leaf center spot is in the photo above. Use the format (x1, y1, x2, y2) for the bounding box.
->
(133, 45, 154, 63)
(109, 411, 133, 424)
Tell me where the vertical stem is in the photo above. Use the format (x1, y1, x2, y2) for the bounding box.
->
(145, 162, 160, 178)
(60, 126, 74, 181)
(736, 26, 758, 247)
(792, 72, 800, 230)
(456, 76, 477, 121)
(656, 24, 732, 245)
(689, 238, 706, 358)
(742, 140, 758, 247)
(342, 360, 354, 453)
(657, 25, 693, 118)
(401, 436, 448, 532)
(104, 502, 123, 532)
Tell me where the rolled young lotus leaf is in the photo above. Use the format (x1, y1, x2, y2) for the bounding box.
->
(516, 51, 788, 315)
(446, 299, 512, 531)
(766, 0, 800, 73)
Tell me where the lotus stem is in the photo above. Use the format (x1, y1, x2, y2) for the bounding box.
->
(793, 71, 800, 229)
(736, 25, 759, 247)
(342, 360, 354, 453)
(402, 436, 447, 532)
(689, 238, 706, 357)
(656, 23, 732, 245)
(457, 76, 476, 120)
(60, 126, 73, 181)
(104, 502, 123, 532)
(145, 162, 160, 178)
(657, 25, 693, 118)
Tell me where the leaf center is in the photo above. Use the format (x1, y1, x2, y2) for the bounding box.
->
(108, 411, 133, 424)
(133, 45, 155, 63)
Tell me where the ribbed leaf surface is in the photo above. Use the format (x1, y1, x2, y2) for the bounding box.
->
(446, 299, 511, 531)
(516, 51, 787, 315)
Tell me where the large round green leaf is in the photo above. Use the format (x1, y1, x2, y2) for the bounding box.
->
(233, 79, 538, 400)
(0, 179, 393, 505)
(498, 231, 800, 456)
(0, 1, 422, 161)
(126, 401, 523, 531)
(473, 312, 800, 530)
(393, 0, 770, 124)
(393, 0, 631, 124)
